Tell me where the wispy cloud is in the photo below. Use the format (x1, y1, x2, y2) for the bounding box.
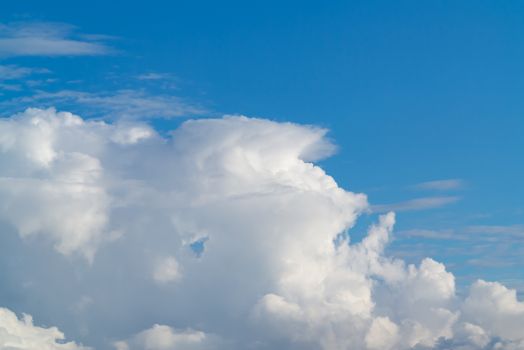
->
(398, 224, 524, 241)
(137, 72, 170, 81)
(0, 64, 50, 88)
(464, 224, 524, 237)
(0, 82, 22, 91)
(0, 64, 50, 79)
(371, 196, 460, 213)
(394, 224, 524, 279)
(398, 228, 462, 240)
(1, 64, 35, 80)
(0, 21, 113, 57)
(466, 258, 518, 268)
(3, 89, 206, 119)
(411, 179, 465, 191)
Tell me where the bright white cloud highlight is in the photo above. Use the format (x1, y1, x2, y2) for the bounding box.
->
(114, 325, 211, 350)
(0, 307, 89, 350)
(0, 108, 522, 350)
(0, 108, 113, 260)
(153, 256, 181, 283)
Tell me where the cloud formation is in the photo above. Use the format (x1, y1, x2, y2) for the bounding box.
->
(0, 65, 49, 81)
(0, 108, 522, 349)
(113, 324, 219, 350)
(411, 179, 465, 191)
(372, 196, 460, 213)
(2, 90, 205, 120)
(0, 307, 89, 350)
(0, 22, 112, 57)
(0, 64, 50, 92)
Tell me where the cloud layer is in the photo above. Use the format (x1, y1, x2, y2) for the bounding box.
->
(0, 108, 522, 349)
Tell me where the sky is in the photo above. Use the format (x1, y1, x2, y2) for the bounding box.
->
(0, 1, 523, 350)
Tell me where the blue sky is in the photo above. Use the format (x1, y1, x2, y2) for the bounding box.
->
(0, 1, 524, 349)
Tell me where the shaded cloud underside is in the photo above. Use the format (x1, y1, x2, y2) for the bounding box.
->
(0, 108, 522, 350)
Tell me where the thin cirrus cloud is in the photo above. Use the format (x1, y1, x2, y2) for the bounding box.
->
(2, 89, 206, 119)
(0, 64, 51, 92)
(400, 225, 524, 241)
(0, 21, 113, 57)
(136, 72, 171, 81)
(398, 228, 462, 240)
(371, 195, 461, 213)
(465, 224, 524, 237)
(0, 108, 523, 350)
(0, 64, 49, 81)
(411, 179, 465, 191)
(396, 225, 524, 276)
(0, 82, 22, 91)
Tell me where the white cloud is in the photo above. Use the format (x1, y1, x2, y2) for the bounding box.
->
(465, 225, 524, 237)
(0, 108, 522, 350)
(0, 64, 32, 79)
(398, 228, 460, 240)
(365, 317, 399, 350)
(111, 123, 155, 145)
(0, 108, 115, 260)
(3, 89, 205, 119)
(0, 22, 111, 57)
(0, 307, 89, 350)
(137, 73, 170, 81)
(412, 179, 465, 191)
(372, 196, 460, 213)
(0, 82, 22, 91)
(0, 65, 50, 92)
(462, 280, 524, 341)
(153, 256, 181, 283)
(0, 64, 49, 80)
(399, 225, 524, 241)
(114, 325, 216, 350)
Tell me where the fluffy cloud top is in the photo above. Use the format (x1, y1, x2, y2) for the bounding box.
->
(0, 108, 112, 259)
(0, 307, 89, 350)
(0, 108, 522, 350)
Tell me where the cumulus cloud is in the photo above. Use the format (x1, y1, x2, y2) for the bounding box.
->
(0, 108, 522, 350)
(462, 280, 524, 342)
(0, 307, 89, 350)
(0, 108, 115, 259)
(153, 256, 181, 284)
